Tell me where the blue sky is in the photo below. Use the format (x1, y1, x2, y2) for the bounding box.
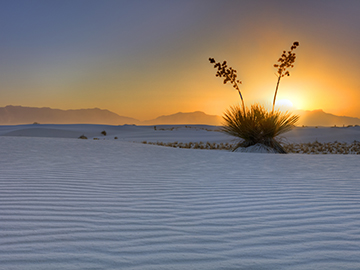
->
(1, 0, 360, 120)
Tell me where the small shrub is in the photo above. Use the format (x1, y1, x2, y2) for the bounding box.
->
(101, 130, 107, 136)
(79, 135, 88, 139)
(222, 104, 299, 153)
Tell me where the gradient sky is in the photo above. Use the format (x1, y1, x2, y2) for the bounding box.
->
(1, 0, 360, 120)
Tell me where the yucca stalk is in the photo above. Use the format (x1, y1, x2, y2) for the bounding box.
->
(222, 104, 299, 153)
(209, 58, 245, 114)
(272, 41, 299, 112)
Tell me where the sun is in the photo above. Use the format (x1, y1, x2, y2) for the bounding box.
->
(275, 99, 294, 110)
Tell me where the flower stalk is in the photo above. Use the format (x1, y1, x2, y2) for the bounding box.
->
(272, 41, 299, 112)
(209, 58, 245, 114)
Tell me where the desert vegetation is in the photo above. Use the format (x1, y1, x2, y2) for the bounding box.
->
(142, 140, 233, 150)
(222, 104, 299, 153)
(209, 42, 300, 153)
(284, 140, 360, 154)
(141, 140, 360, 154)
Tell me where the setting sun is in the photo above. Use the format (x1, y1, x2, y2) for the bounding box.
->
(275, 99, 294, 110)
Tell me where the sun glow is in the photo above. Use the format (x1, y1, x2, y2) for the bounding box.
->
(275, 99, 294, 111)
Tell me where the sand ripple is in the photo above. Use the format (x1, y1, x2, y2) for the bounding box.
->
(0, 137, 359, 269)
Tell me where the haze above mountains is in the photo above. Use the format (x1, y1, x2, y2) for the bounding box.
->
(1, 105, 360, 127)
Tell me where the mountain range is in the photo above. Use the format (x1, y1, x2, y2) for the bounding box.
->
(0, 106, 140, 125)
(295, 109, 360, 127)
(0, 105, 359, 127)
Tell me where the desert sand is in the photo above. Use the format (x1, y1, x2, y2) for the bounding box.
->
(0, 124, 359, 269)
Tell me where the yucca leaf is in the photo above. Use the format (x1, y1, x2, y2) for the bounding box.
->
(221, 104, 299, 153)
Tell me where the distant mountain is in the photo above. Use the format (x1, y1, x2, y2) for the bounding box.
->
(0, 106, 222, 126)
(295, 109, 360, 127)
(142, 111, 223, 125)
(0, 105, 140, 125)
(144, 109, 360, 127)
(1, 105, 359, 126)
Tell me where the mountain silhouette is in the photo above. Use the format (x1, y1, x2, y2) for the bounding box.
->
(142, 111, 222, 125)
(0, 105, 359, 126)
(0, 106, 140, 125)
(295, 109, 360, 127)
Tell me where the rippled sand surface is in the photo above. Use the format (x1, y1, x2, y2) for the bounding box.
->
(1, 137, 359, 269)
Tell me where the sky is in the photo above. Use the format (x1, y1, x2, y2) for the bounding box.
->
(0, 0, 360, 120)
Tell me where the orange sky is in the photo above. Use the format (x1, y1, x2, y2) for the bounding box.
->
(1, 1, 359, 120)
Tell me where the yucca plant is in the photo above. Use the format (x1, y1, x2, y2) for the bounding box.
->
(209, 41, 300, 153)
(222, 104, 299, 153)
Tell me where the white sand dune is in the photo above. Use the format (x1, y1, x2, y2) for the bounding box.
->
(0, 125, 359, 269)
(0, 124, 359, 144)
(284, 126, 360, 144)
